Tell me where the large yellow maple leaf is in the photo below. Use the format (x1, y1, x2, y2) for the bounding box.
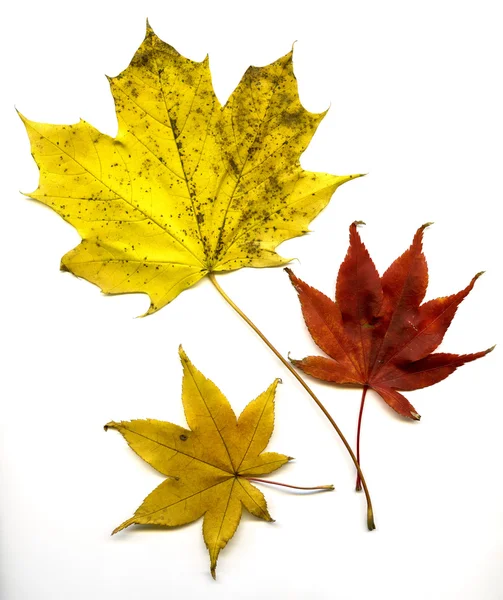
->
(106, 347, 292, 578)
(21, 24, 358, 314)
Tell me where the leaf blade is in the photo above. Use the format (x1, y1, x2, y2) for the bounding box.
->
(21, 27, 356, 312)
(107, 349, 290, 576)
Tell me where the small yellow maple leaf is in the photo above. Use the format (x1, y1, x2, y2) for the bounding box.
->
(106, 347, 291, 578)
(21, 23, 359, 314)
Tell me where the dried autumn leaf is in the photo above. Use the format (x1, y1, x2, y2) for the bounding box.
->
(106, 347, 294, 578)
(20, 23, 357, 314)
(287, 222, 493, 486)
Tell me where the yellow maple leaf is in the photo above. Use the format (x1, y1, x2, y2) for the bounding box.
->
(21, 23, 359, 314)
(106, 347, 294, 578)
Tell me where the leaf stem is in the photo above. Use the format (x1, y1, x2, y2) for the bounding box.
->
(244, 477, 334, 491)
(355, 385, 369, 492)
(209, 272, 375, 530)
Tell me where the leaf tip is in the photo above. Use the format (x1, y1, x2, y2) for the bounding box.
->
(410, 411, 421, 421)
(178, 345, 188, 362)
(486, 345, 496, 354)
(288, 353, 301, 367)
(339, 173, 366, 186)
(210, 566, 217, 580)
(16, 108, 28, 124)
(145, 17, 154, 35)
(143, 299, 164, 317)
(420, 222, 434, 231)
(284, 268, 302, 292)
(112, 517, 134, 535)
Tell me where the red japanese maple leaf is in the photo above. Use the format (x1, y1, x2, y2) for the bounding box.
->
(286, 222, 493, 489)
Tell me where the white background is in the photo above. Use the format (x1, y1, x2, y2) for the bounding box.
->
(1, 1, 502, 598)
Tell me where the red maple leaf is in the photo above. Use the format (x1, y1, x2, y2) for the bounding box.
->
(286, 222, 493, 489)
